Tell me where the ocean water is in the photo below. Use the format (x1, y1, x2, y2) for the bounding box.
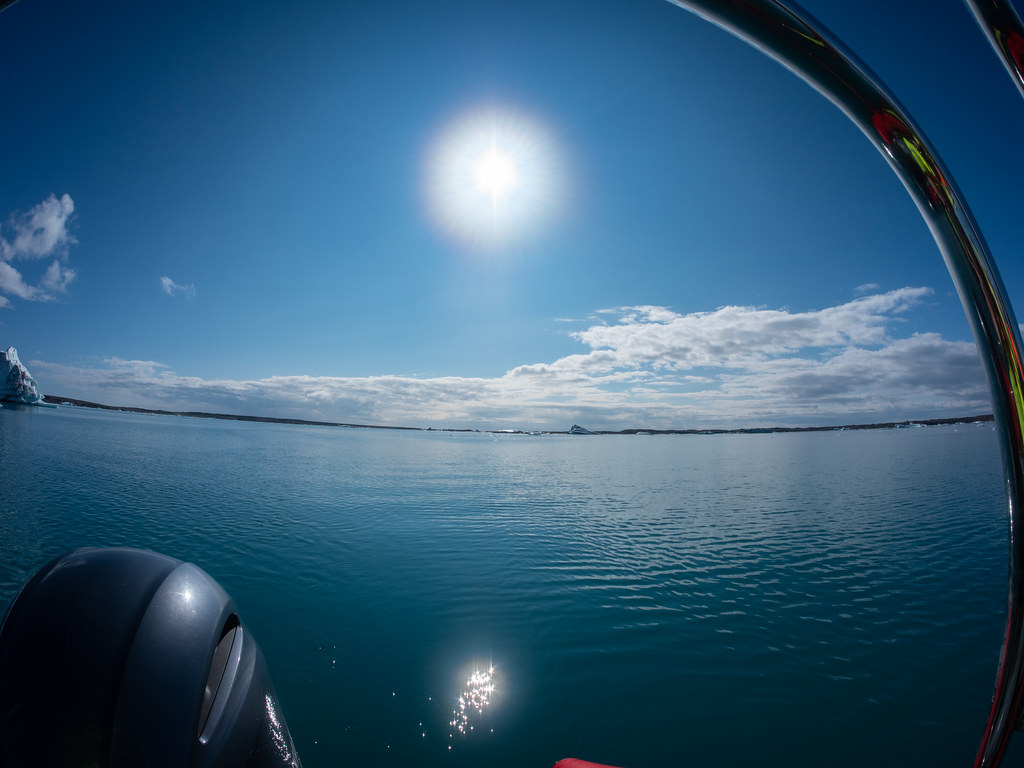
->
(1, 404, 1021, 767)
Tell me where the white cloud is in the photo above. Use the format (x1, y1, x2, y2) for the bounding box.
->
(41, 260, 77, 293)
(1, 193, 75, 260)
(0, 194, 77, 305)
(702, 334, 988, 419)
(160, 276, 196, 299)
(562, 287, 932, 373)
(0, 261, 37, 300)
(28, 286, 991, 431)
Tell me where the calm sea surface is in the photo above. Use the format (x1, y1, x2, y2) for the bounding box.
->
(1, 405, 1021, 767)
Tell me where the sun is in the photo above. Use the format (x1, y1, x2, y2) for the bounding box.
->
(424, 106, 563, 250)
(473, 150, 518, 199)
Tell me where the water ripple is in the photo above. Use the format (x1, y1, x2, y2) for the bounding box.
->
(0, 411, 1010, 767)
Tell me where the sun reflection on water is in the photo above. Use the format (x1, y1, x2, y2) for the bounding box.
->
(449, 665, 496, 743)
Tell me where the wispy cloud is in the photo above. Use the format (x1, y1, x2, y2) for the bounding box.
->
(160, 276, 196, 300)
(0, 194, 77, 305)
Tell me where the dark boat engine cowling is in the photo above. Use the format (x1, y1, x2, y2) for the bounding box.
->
(0, 547, 301, 767)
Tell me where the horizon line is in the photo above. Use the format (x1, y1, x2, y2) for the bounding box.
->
(36, 395, 995, 436)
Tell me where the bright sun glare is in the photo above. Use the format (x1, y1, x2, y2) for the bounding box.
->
(473, 150, 518, 198)
(425, 106, 562, 250)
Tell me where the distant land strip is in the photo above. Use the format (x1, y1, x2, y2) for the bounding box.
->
(41, 395, 994, 435)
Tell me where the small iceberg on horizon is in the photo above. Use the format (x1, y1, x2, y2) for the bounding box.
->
(1, 347, 47, 406)
(568, 424, 595, 435)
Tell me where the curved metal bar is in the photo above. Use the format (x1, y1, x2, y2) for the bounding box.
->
(662, 1, 1024, 765)
(965, 0, 1024, 102)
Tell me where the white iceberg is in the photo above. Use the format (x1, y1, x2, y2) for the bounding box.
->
(0, 347, 45, 405)
(568, 424, 595, 435)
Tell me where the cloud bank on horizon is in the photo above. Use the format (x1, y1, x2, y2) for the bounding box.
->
(30, 286, 992, 431)
(0, 194, 77, 308)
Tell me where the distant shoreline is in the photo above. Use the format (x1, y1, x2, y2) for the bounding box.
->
(39, 395, 995, 435)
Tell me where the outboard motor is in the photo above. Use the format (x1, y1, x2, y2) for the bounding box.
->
(0, 547, 301, 767)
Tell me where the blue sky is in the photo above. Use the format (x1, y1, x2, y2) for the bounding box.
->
(1, 0, 1022, 430)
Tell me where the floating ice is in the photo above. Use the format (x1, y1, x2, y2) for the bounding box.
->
(0, 347, 45, 405)
(568, 424, 595, 435)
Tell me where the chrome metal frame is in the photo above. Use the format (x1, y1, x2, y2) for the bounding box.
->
(663, 1, 1024, 765)
(967, 0, 1024, 102)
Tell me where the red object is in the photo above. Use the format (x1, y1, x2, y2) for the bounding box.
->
(553, 760, 625, 768)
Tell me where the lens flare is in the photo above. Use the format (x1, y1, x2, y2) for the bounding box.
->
(424, 106, 563, 250)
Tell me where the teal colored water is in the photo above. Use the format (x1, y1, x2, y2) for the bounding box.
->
(1, 405, 1021, 767)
